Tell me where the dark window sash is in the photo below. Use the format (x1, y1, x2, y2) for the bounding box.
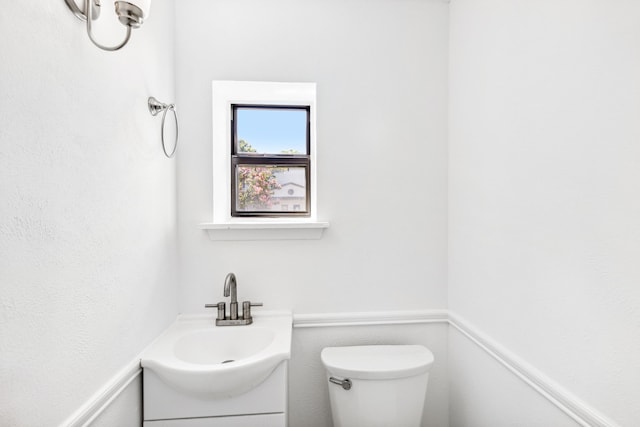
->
(231, 104, 311, 156)
(230, 104, 312, 218)
(231, 160, 311, 217)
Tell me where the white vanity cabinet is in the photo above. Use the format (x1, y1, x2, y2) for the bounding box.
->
(143, 361, 288, 426)
(140, 312, 292, 426)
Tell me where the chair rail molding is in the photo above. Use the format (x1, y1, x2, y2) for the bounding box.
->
(448, 312, 620, 427)
(60, 358, 141, 427)
(294, 309, 620, 427)
(61, 310, 619, 427)
(293, 309, 449, 328)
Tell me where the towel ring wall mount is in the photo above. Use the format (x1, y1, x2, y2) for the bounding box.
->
(148, 97, 178, 158)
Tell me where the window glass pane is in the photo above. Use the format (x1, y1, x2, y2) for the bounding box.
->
(235, 107, 308, 155)
(235, 165, 307, 213)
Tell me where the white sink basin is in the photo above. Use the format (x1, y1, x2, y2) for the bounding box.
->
(141, 312, 292, 398)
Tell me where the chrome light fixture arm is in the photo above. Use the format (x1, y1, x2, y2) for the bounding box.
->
(64, 0, 145, 52)
(64, 0, 101, 21)
(86, 0, 132, 52)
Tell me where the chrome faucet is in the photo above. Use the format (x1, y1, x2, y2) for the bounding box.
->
(224, 272, 239, 320)
(205, 273, 262, 326)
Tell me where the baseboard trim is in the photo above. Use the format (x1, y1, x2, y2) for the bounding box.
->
(293, 309, 449, 328)
(448, 312, 621, 427)
(60, 358, 141, 427)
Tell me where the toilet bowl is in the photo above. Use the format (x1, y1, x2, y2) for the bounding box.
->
(321, 345, 434, 427)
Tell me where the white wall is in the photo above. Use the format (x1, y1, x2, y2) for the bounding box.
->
(448, 1, 640, 425)
(448, 329, 581, 427)
(175, 0, 448, 315)
(10, 1, 636, 425)
(175, 0, 449, 424)
(0, 1, 177, 425)
(90, 376, 142, 427)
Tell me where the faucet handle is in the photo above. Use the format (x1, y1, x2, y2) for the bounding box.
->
(205, 302, 226, 321)
(242, 301, 263, 320)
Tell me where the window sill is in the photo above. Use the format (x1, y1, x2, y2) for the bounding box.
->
(199, 221, 330, 241)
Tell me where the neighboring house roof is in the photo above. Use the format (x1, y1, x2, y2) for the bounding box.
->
(279, 182, 304, 188)
(272, 169, 306, 199)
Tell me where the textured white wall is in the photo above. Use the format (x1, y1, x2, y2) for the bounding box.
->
(0, 1, 177, 425)
(175, 1, 449, 424)
(448, 1, 640, 425)
(175, 0, 449, 313)
(12, 1, 635, 425)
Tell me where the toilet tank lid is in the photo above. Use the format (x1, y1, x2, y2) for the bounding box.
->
(321, 345, 434, 380)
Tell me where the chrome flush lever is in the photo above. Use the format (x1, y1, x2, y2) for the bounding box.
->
(329, 377, 352, 390)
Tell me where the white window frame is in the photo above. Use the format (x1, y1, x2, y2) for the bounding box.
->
(201, 81, 328, 240)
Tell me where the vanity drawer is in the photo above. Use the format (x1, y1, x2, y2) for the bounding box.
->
(143, 361, 288, 421)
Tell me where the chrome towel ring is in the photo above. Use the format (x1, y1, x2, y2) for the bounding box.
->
(148, 96, 178, 158)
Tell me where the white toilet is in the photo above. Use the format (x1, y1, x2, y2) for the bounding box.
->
(321, 345, 435, 427)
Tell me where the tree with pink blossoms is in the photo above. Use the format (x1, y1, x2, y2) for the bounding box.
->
(237, 140, 282, 210)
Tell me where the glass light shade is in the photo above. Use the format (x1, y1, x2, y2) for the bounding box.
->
(131, 0, 151, 18)
(115, 0, 151, 27)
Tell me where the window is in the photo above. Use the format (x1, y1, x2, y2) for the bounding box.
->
(210, 81, 320, 226)
(203, 81, 328, 240)
(231, 105, 311, 217)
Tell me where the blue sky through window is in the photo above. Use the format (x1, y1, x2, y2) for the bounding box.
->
(236, 107, 307, 154)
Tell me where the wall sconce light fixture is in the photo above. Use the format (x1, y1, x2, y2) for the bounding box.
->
(64, 0, 151, 51)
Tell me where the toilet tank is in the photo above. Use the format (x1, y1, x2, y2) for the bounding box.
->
(321, 345, 434, 427)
